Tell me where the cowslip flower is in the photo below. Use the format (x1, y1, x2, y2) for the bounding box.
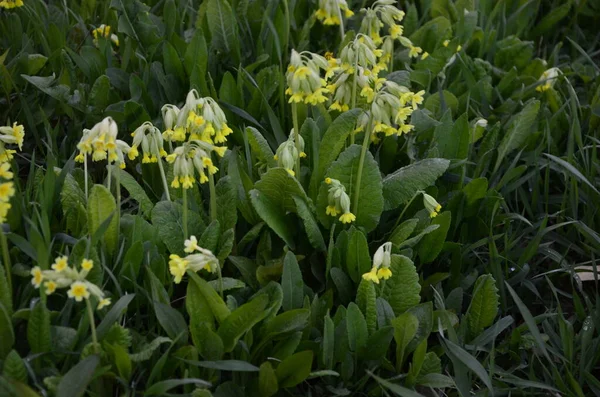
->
(359, 0, 406, 45)
(92, 24, 119, 46)
(362, 242, 393, 283)
(423, 192, 442, 218)
(0, 122, 25, 150)
(324, 177, 356, 224)
(0, 0, 23, 9)
(274, 130, 306, 176)
(286, 50, 331, 105)
(175, 90, 233, 144)
(536, 67, 560, 92)
(169, 236, 219, 284)
(316, 0, 354, 26)
(166, 140, 226, 188)
(161, 104, 183, 142)
(130, 122, 167, 164)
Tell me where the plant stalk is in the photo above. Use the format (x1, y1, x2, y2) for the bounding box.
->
(350, 45, 360, 145)
(182, 188, 188, 239)
(292, 102, 301, 177)
(351, 113, 373, 215)
(86, 299, 99, 354)
(209, 172, 217, 223)
(156, 149, 171, 201)
(84, 153, 89, 200)
(1, 231, 11, 296)
(107, 162, 112, 191)
(391, 191, 421, 231)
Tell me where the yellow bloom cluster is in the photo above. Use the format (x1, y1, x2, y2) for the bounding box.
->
(165, 140, 226, 189)
(75, 117, 133, 169)
(0, 122, 25, 223)
(422, 192, 442, 218)
(286, 50, 331, 105)
(169, 235, 219, 283)
(362, 242, 393, 283)
(324, 177, 356, 224)
(274, 129, 306, 176)
(0, 0, 23, 9)
(92, 24, 119, 47)
(315, 0, 354, 26)
(30, 257, 111, 310)
(129, 121, 167, 164)
(536, 67, 560, 92)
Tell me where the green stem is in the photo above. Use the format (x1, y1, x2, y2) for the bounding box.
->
(350, 46, 360, 145)
(391, 191, 421, 231)
(337, 7, 345, 41)
(351, 113, 373, 215)
(156, 150, 171, 201)
(1, 231, 11, 296)
(209, 172, 217, 223)
(389, 41, 394, 72)
(292, 102, 301, 177)
(182, 188, 188, 239)
(84, 154, 89, 200)
(86, 299, 99, 354)
(107, 163, 112, 191)
(216, 262, 224, 299)
(115, 166, 121, 239)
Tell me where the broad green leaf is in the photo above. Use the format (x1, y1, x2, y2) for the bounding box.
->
(145, 378, 211, 396)
(206, 0, 240, 64)
(193, 323, 224, 360)
(263, 309, 310, 338)
(56, 355, 100, 397)
(151, 201, 205, 255)
(392, 312, 419, 369)
(218, 294, 270, 352)
(249, 189, 295, 248)
(130, 337, 171, 362)
(316, 145, 383, 232)
(418, 352, 442, 379)
(154, 301, 188, 342)
(254, 168, 310, 212)
(199, 220, 221, 253)
(390, 219, 419, 246)
(309, 109, 361, 198)
(346, 227, 371, 283)
(281, 251, 304, 311)
(87, 184, 118, 254)
(2, 350, 26, 382)
(418, 211, 451, 263)
(443, 339, 494, 392)
(163, 41, 185, 83)
(95, 294, 135, 341)
(184, 30, 208, 77)
(183, 359, 259, 371)
(330, 267, 353, 305)
(370, 371, 426, 397)
(433, 113, 470, 160)
(463, 177, 488, 206)
(187, 272, 231, 325)
(406, 303, 434, 353)
(531, 1, 571, 37)
(61, 173, 87, 236)
(27, 300, 50, 354)
(347, 303, 368, 353)
(247, 126, 276, 168)
(115, 168, 154, 219)
(88, 75, 111, 111)
(259, 362, 279, 397)
(276, 350, 314, 388)
(360, 326, 394, 361)
(382, 158, 449, 211)
(0, 303, 14, 359)
(382, 255, 421, 315)
(0, 266, 12, 319)
(466, 275, 499, 337)
(208, 277, 245, 292)
(356, 279, 377, 335)
(106, 343, 132, 380)
(293, 196, 326, 251)
(494, 100, 540, 172)
(322, 314, 335, 369)
(216, 176, 237, 232)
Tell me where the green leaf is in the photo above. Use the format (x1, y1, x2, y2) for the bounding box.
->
(360, 326, 394, 361)
(130, 337, 171, 362)
(163, 41, 185, 83)
(406, 303, 434, 353)
(154, 301, 188, 342)
(2, 350, 26, 382)
(443, 339, 494, 392)
(382, 158, 449, 211)
(218, 294, 270, 352)
(96, 294, 135, 342)
(115, 168, 154, 219)
(281, 251, 304, 311)
(0, 266, 12, 320)
(56, 355, 100, 397)
(309, 109, 361, 198)
(433, 112, 470, 160)
(193, 323, 224, 360)
(247, 126, 276, 168)
(495, 100, 540, 172)
(145, 378, 211, 396)
(263, 309, 310, 338)
(346, 227, 371, 283)
(88, 75, 111, 111)
(466, 275, 499, 337)
(418, 211, 451, 263)
(259, 362, 279, 397)
(369, 371, 426, 397)
(356, 279, 377, 335)
(27, 300, 50, 354)
(183, 359, 259, 372)
(184, 29, 208, 77)
(87, 184, 118, 254)
(254, 168, 310, 212)
(276, 350, 314, 388)
(106, 343, 132, 380)
(60, 174, 87, 235)
(390, 219, 419, 246)
(292, 196, 326, 251)
(0, 303, 14, 359)
(382, 255, 421, 315)
(322, 314, 335, 369)
(347, 303, 368, 353)
(206, 0, 240, 64)
(151, 201, 205, 255)
(317, 145, 383, 232)
(531, 1, 571, 37)
(463, 177, 488, 206)
(216, 176, 237, 232)
(187, 272, 231, 325)
(250, 189, 295, 248)
(392, 312, 419, 369)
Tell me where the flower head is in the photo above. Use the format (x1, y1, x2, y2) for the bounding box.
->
(423, 192, 442, 218)
(31, 266, 43, 288)
(67, 281, 90, 302)
(362, 267, 380, 284)
(51, 256, 69, 272)
(44, 281, 57, 295)
(0, 122, 25, 150)
(275, 129, 305, 176)
(97, 298, 111, 310)
(536, 67, 560, 92)
(286, 50, 331, 105)
(0, 0, 24, 9)
(325, 177, 356, 224)
(316, 0, 353, 26)
(362, 242, 393, 283)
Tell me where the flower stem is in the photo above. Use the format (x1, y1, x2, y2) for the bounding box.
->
(107, 163, 112, 191)
(350, 46, 360, 145)
(156, 151, 171, 201)
(337, 7, 345, 41)
(216, 263, 224, 299)
(84, 154, 89, 200)
(209, 172, 217, 223)
(351, 113, 373, 215)
(1, 231, 11, 296)
(182, 188, 188, 240)
(391, 191, 421, 231)
(115, 166, 121, 238)
(292, 102, 301, 177)
(86, 299, 99, 354)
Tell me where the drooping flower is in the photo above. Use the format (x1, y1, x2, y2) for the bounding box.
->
(166, 140, 226, 189)
(315, 0, 354, 26)
(362, 242, 393, 283)
(423, 192, 442, 218)
(0, 0, 23, 10)
(92, 24, 119, 47)
(286, 50, 331, 105)
(31, 266, 43, 288)
(170, 237, 220, 284)
(175, 90, 233, 144)
(97, 298, 111, 310)
(536, 67, 560, 92)
(274, 129, 306, 176)
(324, 177, 356, 224)
(359, 0, 406, 45)
(130, 122, 167, 164)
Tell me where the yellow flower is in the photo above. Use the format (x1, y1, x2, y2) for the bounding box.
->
(362, 267, 380, 284)
(0, 201, 11, 222)
(325, 177, 332, 184)
(97, 298, 111, 310)
(408, 45, 423, 58)
(423, 193, 442, 218)
(0, 0, 24, 9)
(67, 281, 90, 302)
(0, 182, 15, 202)
(81, 258, 94, 271)
(389, 24, 403, 39)
(377, 267, 392, 280)
(31, 266, 43, 288)
(339, 212, 356, 224)
(421, 52, 429, 60)
(51, 256, 69, 272)
(443, 39, 450, 47)
(169, 254, 189, 284)
(0, 162, 13, 180)
(326, 205, 339, 216)
(184, 235, 200, 253)
(45, 281, 57, 295)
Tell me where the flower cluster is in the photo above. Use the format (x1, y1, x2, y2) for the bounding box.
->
(315, 0, 354, 26)
(173, 90, 233, 144)
(166, 140, 226, 188)
(169, 236, 219, 283)
(0, 0, 23, 9)
(422, 192, 442, 218)
(0, 121, 25, 223)
(92, 24, 119, 47)
(30, 257, 111, 310)
(75, 117, 133, 169)
(536, 67, 560, 92)
(286, 50, 331, 105)
(324, 177, 356, 224)
(129, 122, 167, 163)
(274, 130, 306, 176)
(362, 242, 393, 283)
